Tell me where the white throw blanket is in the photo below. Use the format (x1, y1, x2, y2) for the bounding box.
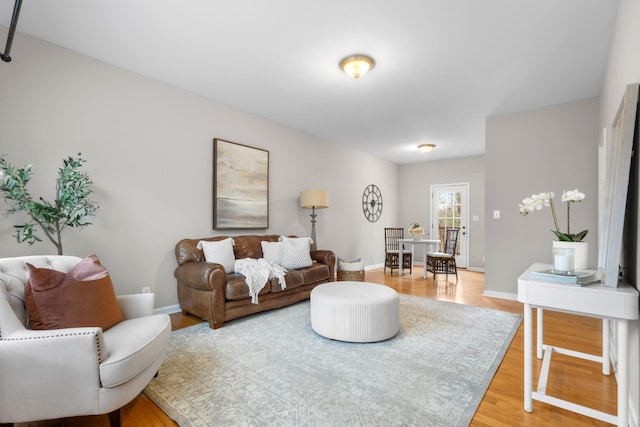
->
(234, 258, 288, 304)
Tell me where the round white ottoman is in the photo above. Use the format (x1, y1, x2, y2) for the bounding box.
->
(310, 281, 400, 342)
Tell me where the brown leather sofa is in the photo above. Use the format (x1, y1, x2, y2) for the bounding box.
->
(174, 235, 336, 329)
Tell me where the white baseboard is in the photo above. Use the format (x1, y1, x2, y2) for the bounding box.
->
(155, 304, 181, 315)
(483, 290, 518, 301)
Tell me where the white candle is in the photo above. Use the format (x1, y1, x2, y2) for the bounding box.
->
(554, 254, 573, 272)
(553, 247, 575, 274)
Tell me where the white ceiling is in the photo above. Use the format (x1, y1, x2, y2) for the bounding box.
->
(0, 0, 618, 164)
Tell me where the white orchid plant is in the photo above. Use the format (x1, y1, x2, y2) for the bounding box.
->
(518, 189, 588, 242)
(408, 222, 425, 236)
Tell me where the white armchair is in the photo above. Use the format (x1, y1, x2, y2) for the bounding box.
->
(0, 255, 171, 427)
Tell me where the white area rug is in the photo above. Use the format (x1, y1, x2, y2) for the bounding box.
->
(144, 295, 521, 426)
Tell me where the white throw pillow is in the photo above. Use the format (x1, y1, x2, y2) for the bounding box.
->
(279, 236, 313, 270)
(338, 258, 364, 271)
(197, 238, 235, 273)
(261, 241, 283, 265)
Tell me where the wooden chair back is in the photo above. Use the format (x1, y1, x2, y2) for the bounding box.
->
(442, 228, 459, 256)
(385, 227, 404, 252)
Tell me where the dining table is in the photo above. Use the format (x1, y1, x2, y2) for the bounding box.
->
(398, 238, 440, 278)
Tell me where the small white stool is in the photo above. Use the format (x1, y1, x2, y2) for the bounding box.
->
(310, 281, 400, 342)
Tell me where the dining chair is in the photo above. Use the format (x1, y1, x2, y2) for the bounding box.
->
(426, 228, 459, 281)
(384, 227, 412, 274)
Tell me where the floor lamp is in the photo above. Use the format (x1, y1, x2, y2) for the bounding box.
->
(300, 190, 329, 251)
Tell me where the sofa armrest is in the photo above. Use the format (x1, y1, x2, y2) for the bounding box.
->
(0, 327, 106, 390)
(174, 261, 228, 328)
(174, 261, 227, 291)
(117, 293, 155, 319)
(0, 327, 105, 418)
(311, 250, 336, 280)
(1, 326, 105, 362)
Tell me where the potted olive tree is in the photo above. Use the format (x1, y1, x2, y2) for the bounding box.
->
(0, 153, 99, 255)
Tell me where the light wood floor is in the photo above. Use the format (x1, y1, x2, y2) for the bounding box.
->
(19, 267, 617, 426)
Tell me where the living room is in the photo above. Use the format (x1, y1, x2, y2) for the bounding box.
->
(1, 0, 640, 425)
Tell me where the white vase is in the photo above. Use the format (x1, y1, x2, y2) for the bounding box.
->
(552, 241, 589, 270)
(412, 234, 422, 241)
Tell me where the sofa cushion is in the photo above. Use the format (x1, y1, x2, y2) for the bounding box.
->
(100, 313, 171, 388)
(225, 274, 272, 300)
(232, 235, 281, 259)
(270, 270, 305, 293)
(279, 236, 313, 270)
(25, 254, 124, 331)
(1, 273, 28, 329)
(198, 238, 235, 273)
(301, 264, 331, 285)
(176, 235, 285, 265)
(1, 271, 28, 327)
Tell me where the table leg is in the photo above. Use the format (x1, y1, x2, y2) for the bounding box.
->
(524, 303, 533, 412)
(603, 318, 610, 375)
(398, 246, 404, 275)
(536, 308, 543, 359)
(618, 319, 628, 427)
(422, 245, 427, 278)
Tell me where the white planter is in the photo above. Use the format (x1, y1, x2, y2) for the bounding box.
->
(552, 241, 589, 270)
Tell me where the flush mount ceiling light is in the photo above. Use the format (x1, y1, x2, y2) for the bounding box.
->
(418, 144, 436, 153)
(340, 55, 375, 79)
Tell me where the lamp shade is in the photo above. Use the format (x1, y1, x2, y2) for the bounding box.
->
(300, 190, 329, 209)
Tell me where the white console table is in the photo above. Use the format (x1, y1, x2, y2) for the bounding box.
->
(517, 263, 639, 426)
(398, 239, 439, 278)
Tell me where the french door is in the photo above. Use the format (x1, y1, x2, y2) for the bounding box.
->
(430, 183, 469, 268)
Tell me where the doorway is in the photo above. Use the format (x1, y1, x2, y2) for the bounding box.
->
(430, 183, 469, 269)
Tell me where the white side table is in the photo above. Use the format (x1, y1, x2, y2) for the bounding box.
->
(398, 239, 440, 278)
(517, 263, 639, 426)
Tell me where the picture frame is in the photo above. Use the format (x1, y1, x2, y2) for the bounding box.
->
(213, 138, 269, 229)
(598, 83, 639, 286)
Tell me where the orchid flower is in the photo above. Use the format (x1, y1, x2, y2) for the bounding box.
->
(519, 189, 587, 242)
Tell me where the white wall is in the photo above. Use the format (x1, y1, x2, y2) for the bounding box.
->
(600, 0, 640, 126)
(599, 0, 640, 422)
(485, 97, 600, 298)
(399, 155, 485, 270)
(0, 30, 399, 309)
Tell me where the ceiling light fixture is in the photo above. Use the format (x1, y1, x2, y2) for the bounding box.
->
(418, 144, 436, 153)
(340, 55, 375, 79)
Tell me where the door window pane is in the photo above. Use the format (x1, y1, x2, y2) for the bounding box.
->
(436, 191, 461, 254)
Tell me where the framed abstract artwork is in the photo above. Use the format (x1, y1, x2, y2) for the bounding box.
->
(213, 138, 269, 229)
